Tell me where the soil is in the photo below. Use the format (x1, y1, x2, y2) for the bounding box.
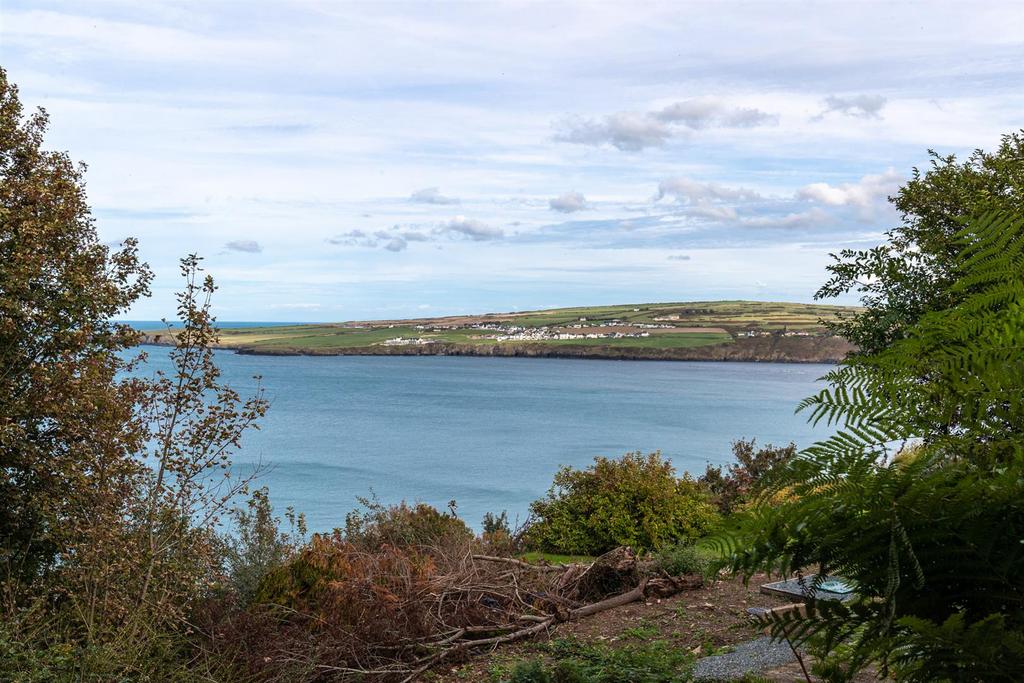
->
(431, 572, 794, 681)
(430, 572, 882, 682)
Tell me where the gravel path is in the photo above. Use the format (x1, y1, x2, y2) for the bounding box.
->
(693, 636, 796, 680)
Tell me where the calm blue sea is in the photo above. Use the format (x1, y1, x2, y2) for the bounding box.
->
(133, 347, 833, 533)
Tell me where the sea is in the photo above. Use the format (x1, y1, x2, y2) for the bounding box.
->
(128, 333, 834, 533)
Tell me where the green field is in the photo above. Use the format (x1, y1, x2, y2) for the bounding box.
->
(152, 300, 860, 355)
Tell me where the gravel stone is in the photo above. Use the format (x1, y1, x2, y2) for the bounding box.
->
(693, 636, 796, 680)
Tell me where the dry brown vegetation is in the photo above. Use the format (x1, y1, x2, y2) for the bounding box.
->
(199, 527, 709, 682)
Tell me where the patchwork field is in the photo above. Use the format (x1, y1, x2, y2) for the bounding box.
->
(141, 301, 861, 362)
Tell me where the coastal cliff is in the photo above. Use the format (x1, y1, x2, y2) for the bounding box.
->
(140, 333, 856, 363)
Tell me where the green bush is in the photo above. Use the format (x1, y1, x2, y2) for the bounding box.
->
(654, 542, 710, 578)
(222, 487, 306, 604)
(527, 452, 720, 555)
(343, 497, 473, 549)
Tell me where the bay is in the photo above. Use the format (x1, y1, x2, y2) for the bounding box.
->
(135, 348, 833, 532)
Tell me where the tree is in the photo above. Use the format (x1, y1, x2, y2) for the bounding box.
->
(699, 439, 797, 514)
(0, 69, 270, 679)
(817, 131, 1024, 355)
(0, 66, 152, 595)
(719, 211, 1024, 680)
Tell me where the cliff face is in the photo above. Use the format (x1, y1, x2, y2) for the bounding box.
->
(141, 333, 856, 363)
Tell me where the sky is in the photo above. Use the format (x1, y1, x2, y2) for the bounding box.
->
(4, 1, 1023, 321)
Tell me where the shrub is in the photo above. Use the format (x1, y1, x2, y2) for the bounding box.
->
(222, 487, 306, 604)
(699, 439, 796, 514)
(527, 452, 720, 555)
(654, 542, 710, 579)
(482, 510, 517, 554)
(343, 497, 473, 550)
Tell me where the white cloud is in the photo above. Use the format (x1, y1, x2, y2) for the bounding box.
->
(653, 99, 778, 128)
(224, 239, 262, 253)
(554, 112, 672, 151)
(384, 237, 408, 252)
(797, 169, 902, 210)
(657, 178, 762, 204)
(555, 98, 778, 151)
(742, 208, 832, 230)
(689, 204, 738, 221)
(817, 94, 887, 119)
(410, 187, 460, 205)
(326, 217, 501, 251)
(439, 216, 503, 241)
(549, 191, 588, 213)
(667, 254, 691, 261)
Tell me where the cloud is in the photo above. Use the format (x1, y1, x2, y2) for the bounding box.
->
(741, 208, 832, 230)
(224, 239, 262, 253)
(384, 237, 408, 252)
(438, 216, 503, 241)
(327, 227, 429, 251)
(410, 187, 460, 204)
(689, 204, 738, 221)
(549, 191, 588, 213)
(653, 99, 777, 128)
(554, 112, 672, 151)
(817, 94, 887, 119)
(555, 98, 778, 151)
(667, 254, 691, 261)
(327, 218, 500, 251)
(657, 177, 762, 204)
(796, 168, 902, 210)
(326, 229, 376, 247)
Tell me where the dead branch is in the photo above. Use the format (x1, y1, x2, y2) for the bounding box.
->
(569, 577, 649, 620)
(472, 554, 576, 572)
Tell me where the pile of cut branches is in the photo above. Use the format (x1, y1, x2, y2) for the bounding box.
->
(199, 537, 703, 681)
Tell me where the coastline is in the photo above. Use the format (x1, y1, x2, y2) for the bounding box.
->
(140, 333, 855, 364)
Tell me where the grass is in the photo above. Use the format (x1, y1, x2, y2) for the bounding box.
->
(145, 300, 860, 356)
(487, 637, 696, 683)
(518, 551, 594, 565)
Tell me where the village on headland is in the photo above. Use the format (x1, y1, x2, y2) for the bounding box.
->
(140, 300, 861, 362)
(382, 313, 817, 347)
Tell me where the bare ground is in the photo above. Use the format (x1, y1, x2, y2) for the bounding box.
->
(429, 573, 799, 681)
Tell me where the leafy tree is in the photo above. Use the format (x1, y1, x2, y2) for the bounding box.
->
(0, 69, 270, 678)
(224, 487, 306, 605)
(0, 66, 152, 594)
(528, 452, 720, 555)
(718, 211, 1024, 680)
(699, 439, 796, 514)
(817, 131, 1024, 354)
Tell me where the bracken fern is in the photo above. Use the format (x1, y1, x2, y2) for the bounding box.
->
(712, 211, 1024, 681)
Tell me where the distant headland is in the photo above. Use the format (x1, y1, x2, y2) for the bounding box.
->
(140, 300, 860, 363)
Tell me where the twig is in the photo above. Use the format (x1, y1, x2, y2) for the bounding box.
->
(472, 554, 577, 572)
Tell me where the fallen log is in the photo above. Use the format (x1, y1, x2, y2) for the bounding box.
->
(472, 554, 578, 572)
(568, 577, 649, 620)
